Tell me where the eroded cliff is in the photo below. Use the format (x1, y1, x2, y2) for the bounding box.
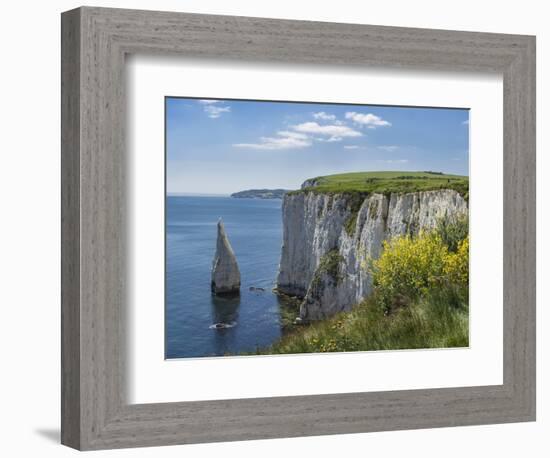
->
(276, 189, 468, 320)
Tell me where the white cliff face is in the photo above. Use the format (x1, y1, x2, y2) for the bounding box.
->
(276, 190, 468, 320)
(211, 219, 241, 295)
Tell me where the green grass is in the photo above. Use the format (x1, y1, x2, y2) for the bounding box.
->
(250, 288, 469, 355)
(290, 171, 469, 199)
(311, 249, 344, 288)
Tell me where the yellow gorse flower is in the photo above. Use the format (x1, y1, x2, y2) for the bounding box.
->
(370, 231, 469, 308)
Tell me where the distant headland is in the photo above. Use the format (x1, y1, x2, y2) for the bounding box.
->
(230, 189, 289, 199)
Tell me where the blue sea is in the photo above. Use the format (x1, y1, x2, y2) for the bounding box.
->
(166, 195, 287, 358)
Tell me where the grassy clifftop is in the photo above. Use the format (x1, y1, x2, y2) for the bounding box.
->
(262, 291, 468, 354)
(292, 171, 469, 198)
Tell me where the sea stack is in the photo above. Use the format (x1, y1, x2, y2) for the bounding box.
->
(211, 218, 241, 295)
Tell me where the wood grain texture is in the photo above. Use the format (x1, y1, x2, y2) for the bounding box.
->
(60, 7, 81, 450)
(60, 6, 536, 450)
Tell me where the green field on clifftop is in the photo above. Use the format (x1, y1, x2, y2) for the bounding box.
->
(293, 171, 469, 198)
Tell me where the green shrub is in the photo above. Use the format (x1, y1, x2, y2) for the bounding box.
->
(435, 214, 469, 252)
(343, 193, 368, 236)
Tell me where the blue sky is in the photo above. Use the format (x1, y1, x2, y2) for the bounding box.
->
(166, 97, 469, 195)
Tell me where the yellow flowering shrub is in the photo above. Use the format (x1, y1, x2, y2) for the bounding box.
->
(372, 232, 447, 307)
(371, 232, 469, 311)
(443, 237, 469, 287)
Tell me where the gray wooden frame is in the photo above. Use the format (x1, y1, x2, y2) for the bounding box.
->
(61, 6, 536, 451)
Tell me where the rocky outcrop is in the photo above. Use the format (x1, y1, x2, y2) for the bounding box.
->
(276, 189, 468, 320)
(211, 219, 241, 295)
(300, 178, 320, 189)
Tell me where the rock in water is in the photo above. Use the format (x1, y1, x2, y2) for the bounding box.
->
(211, 218, 241, 295)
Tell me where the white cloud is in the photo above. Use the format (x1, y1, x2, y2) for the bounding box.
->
(378, 145, 399, 152)
(345, 112, 391, 128)
(292, 121, 362, 141)
(462, 119, 470, 125)
(233, 131, 312, 150)
(196, 99, 231, 118)
(377, 159, 409, 164)
(312, 111, 336, 121)
(276, 130, 309, 140)
(203, 105, 231, 119)
(232, 116, 364, 150)
(343, 145, 361, 150)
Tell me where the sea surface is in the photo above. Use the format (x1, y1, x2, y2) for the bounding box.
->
(166, 195, 287, 358)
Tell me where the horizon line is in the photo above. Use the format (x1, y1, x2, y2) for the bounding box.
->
(167, 192, 232, 197)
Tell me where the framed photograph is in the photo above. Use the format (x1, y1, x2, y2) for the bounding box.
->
(164, 97, 471, 360)
(61, 6, 535, 450)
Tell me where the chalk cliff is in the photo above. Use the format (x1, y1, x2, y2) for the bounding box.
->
(211, 219, 241, 295)
(276, 189, 468, 320)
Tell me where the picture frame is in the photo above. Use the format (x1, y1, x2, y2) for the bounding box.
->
(61, 6, 536, 450)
